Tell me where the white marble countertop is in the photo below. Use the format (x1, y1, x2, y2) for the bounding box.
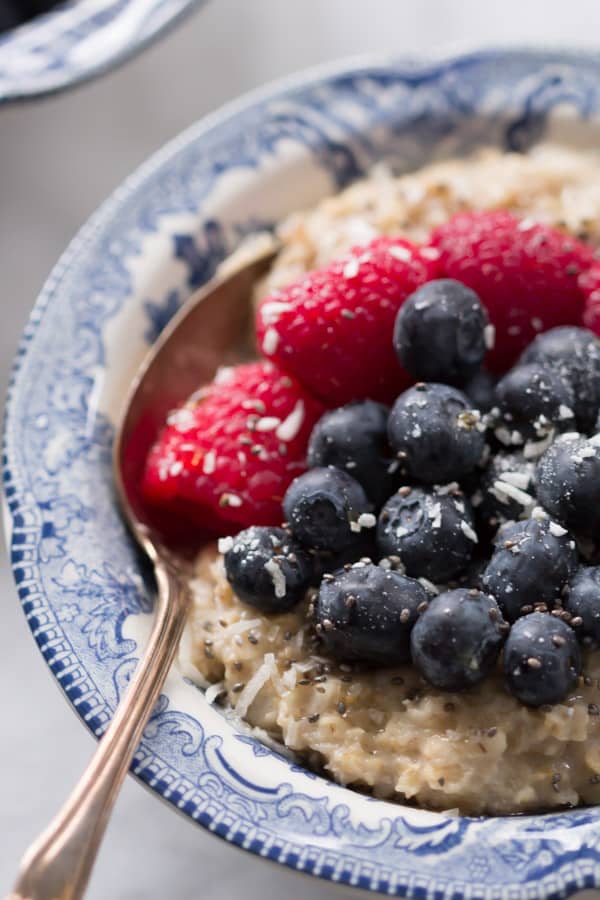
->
(2, 1, 600, 896)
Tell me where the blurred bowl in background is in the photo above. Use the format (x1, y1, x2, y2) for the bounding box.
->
(0, 0, 207, 103)
(5, 48, 600, 899)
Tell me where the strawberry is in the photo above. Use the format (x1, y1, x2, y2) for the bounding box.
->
(255, 236, 441, 405)
(430, 211, 594, 371)
(142, 361, 325, 534)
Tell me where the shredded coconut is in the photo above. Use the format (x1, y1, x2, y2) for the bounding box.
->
(428, 503, 442, 529)
(264, 558, 287, 598)
(418, 577, 439, 595)
(262, 327, 279, 354)
(343, 258, 360, 278)
(549, 522, 568, 537)
(213, 366, 234, 384)
(460, 521, 479, 543)
(234, 655, 277, 718)
(491, 480, 534, 508)
(435, 482, 461, 495)
(203, 449, 216, 474)
(260, 300, 293, 324)
(255, 416, 281, 432)
(499, 470, 531, 490)
(388, 244, 412, 261)
(359, 512, 376, 528)
(524, 432, 555, 459)
(276, 400, 305, 441)
(217, 536, 234, 554)
(531, 506, 549, 521)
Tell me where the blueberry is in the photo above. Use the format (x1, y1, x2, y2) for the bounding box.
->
(223, 526, 313, 613)
(520, 326, 600, 433)
(315, 562, 429, 665)
(307, 400, 398, 508)
(388, 383, 486, 484)
(310, 533, 377, 584)
(565, 566, 600, 645)
(481, 516, 578, 622)
(472, 451, 536, 535)
(462, 368, 497, 414)
(535, 433, 600, 537)
(283, 466, 372, 552)
(410, 588, 506, 691)
(503, 612, 581, 707)
(493, 363, 575, 446)
(393, 279, 489, 385)
(377, 485, 478, 582)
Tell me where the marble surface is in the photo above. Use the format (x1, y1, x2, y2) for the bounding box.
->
(3, 1, 600, 897)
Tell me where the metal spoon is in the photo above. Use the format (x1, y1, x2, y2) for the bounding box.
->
(12, 235, 279, 900)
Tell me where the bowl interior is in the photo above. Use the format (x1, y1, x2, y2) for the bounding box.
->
(7, 50, 600, 899)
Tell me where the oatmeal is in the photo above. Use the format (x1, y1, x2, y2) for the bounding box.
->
(182, 548, 600, 816)
(153, 143, 600, 816)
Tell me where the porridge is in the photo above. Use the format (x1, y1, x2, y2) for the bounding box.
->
(142, 144, 600, 815)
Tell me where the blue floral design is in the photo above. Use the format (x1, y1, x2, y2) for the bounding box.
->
(143, 289, 181, 343)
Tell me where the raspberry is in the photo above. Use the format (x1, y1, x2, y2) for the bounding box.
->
(579, 260, 600, 335)
(255, 237, 441, 405)
(430, 211, 594, 371)
(142, 361, 325, 534)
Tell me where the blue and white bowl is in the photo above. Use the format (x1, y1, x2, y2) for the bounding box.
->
(5, 49, 600, 899)
(0, 0, 205, 103)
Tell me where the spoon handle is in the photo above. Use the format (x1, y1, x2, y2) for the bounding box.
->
(11, 557, 190, 900)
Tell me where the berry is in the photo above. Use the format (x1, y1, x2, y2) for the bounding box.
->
(492, 363, 575, 446)
(255, 236, 441, 405)
(430, 211, 594, 370)
(307, 400, 398, 508)
(564, 566, 600, 645)
(393, 278, 489, 385)
(503, 612, 581, 707)
(222, 526, 313, 613)
(535, 433, 600, 537)
(410, 588, 506, 691)
(310, 534, 377, 584)
(377, 485, 477, 583)
(315, 563, 429, 665)
(462, 368, 496, 413)
(388, 383, 486, 484)
(472, 451, 536, 535)
(580, 260, 600, 337)
(519, 326, 600, 433)
(142, 362, 324, 533)
(481, 516, 578, 622)
(283, 466, 372, 552)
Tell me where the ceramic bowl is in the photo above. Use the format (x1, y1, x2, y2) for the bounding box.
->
(5, 49, 600, 899)
(0, 0, 205, 103)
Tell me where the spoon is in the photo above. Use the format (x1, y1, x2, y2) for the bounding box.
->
(12, 234, 279, 900)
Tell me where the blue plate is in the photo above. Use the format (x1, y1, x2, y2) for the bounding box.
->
(0, 0, 205, 103)
(5, 49, 600, 899)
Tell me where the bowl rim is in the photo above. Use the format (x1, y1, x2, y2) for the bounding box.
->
(0, 0, 206, 104)
(5, 46, 600, 900)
